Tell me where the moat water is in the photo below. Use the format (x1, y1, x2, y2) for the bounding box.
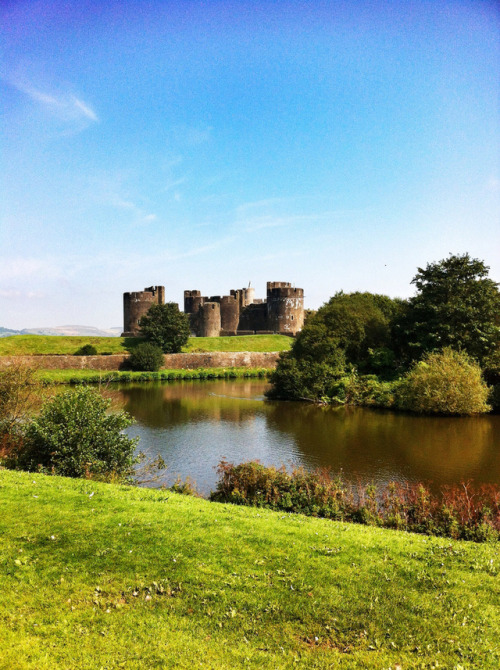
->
(103, 379, 500, 495)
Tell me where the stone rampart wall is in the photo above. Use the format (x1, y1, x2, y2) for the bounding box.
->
(0, 352, 280, 371)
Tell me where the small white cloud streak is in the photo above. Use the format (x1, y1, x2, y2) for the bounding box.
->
(486, 177, 500, 192)
(0, 257, 55, 280)
(163, 177, 186, 192)
(97, 180, 157, 224)
(71, 96, 98, 122)
(0, 288, 44, 299)
(8, 77, 98, 124)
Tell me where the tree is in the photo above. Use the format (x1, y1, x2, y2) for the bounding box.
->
(19, 387, 138, 479)
(395, 348, 490, 415)
(266, 350, 346, 401)
(394, 254, 500, 365)
(139, 302, 190, 353)
(315, 292, 404, 366)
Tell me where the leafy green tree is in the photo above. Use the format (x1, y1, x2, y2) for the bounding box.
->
(128, 342, 164, 371)
(395, 348, 490, 415)
(309, 292, 404, 367)
(266, 349, 346, 401)
(139, 302, 190, 353)
(18, 387, 138, 479)
(394, 254, 500, 365)
(268, 291, 403, 401)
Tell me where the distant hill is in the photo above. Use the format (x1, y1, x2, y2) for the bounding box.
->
(0, 326, 122, 338)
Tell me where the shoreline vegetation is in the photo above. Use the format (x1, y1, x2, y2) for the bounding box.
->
(35, 367, 271, 385)
(1, 468, 499, 669)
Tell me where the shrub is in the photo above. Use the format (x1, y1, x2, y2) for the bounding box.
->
(0, 365, 39, 462)
(395, 348, 490, 415)
(266, 351, 345, 401)
(329, 372, 397, 407)
(168, 475, 199, 496)
(128, 342, 165, 372)
(74, 344, 98, 356)
(17, 387, 138, 480)
(210, 460, 500, 542)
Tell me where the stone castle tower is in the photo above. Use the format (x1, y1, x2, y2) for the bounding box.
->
(122, 286, 165, 336)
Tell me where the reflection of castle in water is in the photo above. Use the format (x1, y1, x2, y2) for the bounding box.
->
(115, 381, 267, 429)
(122, 282, 304, 337)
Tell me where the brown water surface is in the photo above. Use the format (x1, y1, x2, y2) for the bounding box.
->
(105, 379, 500, 494)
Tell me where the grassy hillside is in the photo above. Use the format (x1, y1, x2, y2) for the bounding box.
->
(1, 469, 498, 669)
(0, 334, 292, 356)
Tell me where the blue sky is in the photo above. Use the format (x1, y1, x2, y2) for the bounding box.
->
(1, 0, 499, 329)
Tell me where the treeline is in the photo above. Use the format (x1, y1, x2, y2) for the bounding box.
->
(267, 254, 500, 414)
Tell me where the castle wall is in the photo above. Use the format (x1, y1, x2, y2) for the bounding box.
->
(184, 290, 203, 314)
(238, 303, 268, 332)
(267, 282, 304, 335)
(123, 286, 164, 336)
(0, 352, 280, 371)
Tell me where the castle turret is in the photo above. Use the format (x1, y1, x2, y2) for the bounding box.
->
(266, 282, 304, 335)
(219, 294, 240, 334)
(184, 290, 203, 314)
(122, 285, 165, 337)
(199, 302, 221, 337)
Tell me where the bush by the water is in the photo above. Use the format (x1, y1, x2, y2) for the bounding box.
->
(266, 350, 346, 401)
(74, 344, 98, 356)
(395, 348, 490, 415)
(210, 460, 500, 542)
(0, 365, 40, 461)
(16, 387, 138, 480)
(128, 341, 165, 371)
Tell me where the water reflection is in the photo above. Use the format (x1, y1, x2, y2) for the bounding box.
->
(104, 380, 500, 494)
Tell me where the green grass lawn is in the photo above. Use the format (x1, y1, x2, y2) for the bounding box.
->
(185, 334, 291, 353)
(1, 469, 498, 669)
(0, 334, 292, 356)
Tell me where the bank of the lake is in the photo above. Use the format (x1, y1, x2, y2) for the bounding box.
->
(35, 367, 270, 384)
(1, 468, 498, 670)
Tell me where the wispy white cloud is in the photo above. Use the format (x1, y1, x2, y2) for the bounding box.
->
(234, 197, 373, 233)
(0, 257, 56, 280)
(163, 177, 187, 192)
(486, 176, 500, 192)
(71, 96, 98, 121)
(7, 76, 98, 125)
(0, 288, 45, 299)
(170, 125, 212, 146)
(93, 174, 158, 224)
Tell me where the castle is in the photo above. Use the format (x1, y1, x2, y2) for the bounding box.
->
(122, 282, 304, 337)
